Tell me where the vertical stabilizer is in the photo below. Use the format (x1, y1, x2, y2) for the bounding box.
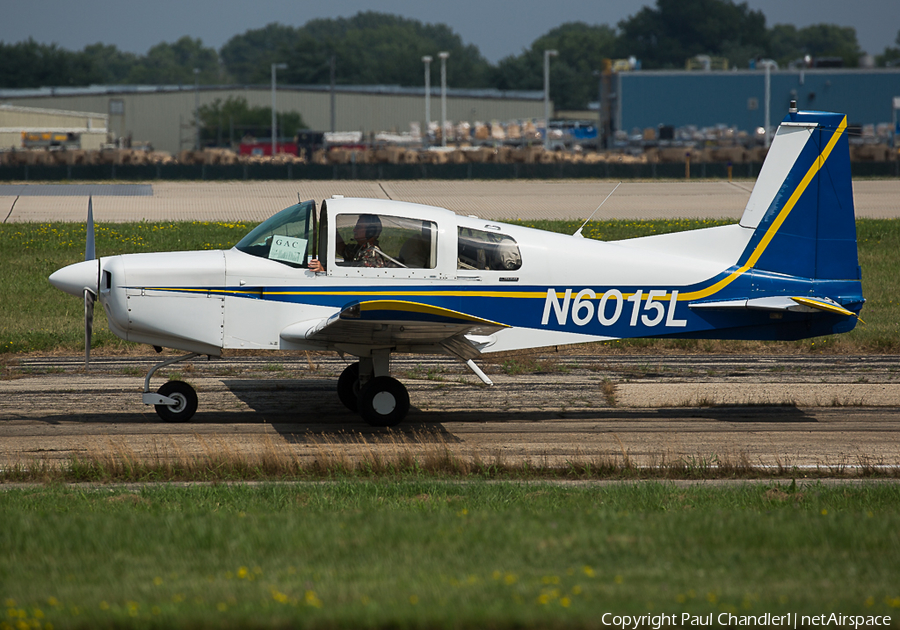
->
(737, 111, 859, 281)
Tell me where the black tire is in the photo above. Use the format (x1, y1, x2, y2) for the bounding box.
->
(357, 376, 410, 427)
(337, 362, 361, 412)
(154, 380, 198, 422)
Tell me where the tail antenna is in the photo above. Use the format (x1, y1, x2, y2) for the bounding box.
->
(574, 182, 621, 238)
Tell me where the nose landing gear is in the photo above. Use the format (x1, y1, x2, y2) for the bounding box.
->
(141, 352, 201, 422)
(154, 380, 198, 422)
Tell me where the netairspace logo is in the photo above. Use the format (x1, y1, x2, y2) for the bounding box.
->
(599, 612, 892, 629)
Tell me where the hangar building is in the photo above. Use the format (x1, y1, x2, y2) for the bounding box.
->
(0, 85, 546, 154)
(2, 68, 898, 154)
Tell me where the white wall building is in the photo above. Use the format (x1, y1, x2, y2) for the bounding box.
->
(0, 103, 108, 151)
(0, 85, 545, 154)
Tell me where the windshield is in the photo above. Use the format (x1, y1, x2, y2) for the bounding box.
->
(234, 200, 315, 268)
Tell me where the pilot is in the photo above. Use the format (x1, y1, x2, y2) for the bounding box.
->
(309, 214, 393, 271)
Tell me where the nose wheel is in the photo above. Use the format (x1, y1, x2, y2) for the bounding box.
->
(141, 352, 202, 422)
(154, 380, 198, 422)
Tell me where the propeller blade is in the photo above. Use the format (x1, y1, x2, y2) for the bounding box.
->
(84, 288, 95, 370)
(84, 198, 100, 369)
(85, 196, 95, 261)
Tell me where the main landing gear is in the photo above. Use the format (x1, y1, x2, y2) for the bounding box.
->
(337, 352, 410, 427)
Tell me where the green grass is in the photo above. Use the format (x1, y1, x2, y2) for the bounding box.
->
(2, 218, 898, 355)
(2, 481, 900, 629)
(0, 220, 251, 354)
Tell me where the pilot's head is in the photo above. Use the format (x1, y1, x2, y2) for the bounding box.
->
(353, 214, 382, 243)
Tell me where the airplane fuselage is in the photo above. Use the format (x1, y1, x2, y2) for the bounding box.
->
(86, 212, 861, 360)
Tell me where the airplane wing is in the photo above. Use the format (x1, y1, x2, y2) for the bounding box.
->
(280, 300, 509, 359)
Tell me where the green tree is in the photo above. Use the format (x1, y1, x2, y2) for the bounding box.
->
(126, 36, 220, 84)
(767, 24, 804, 63)
(767, 23, 861, 67)
(492, 22, 618, 110)
(796, 24, 861, 66)
(615, 0, 767, 69)
(219, 12, 492, 88)
(78, 44, 140, 84)
(219, 23, 297, 84)
(875, 29, 900, 67)
(197, 96, 307, 146)
(0, 38, 100, 87)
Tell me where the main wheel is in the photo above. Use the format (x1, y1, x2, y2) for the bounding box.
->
(357, 376, 410, 427)
(337, 362, 361, 412)
(154, 380, 198, 422)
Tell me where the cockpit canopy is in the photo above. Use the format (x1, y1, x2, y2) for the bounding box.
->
(234, 198, 524, 274)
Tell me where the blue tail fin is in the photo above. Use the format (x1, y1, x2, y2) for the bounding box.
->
(737, 110, 860, 281)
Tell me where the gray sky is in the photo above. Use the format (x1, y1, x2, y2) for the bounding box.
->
(1, 0, 897, 63)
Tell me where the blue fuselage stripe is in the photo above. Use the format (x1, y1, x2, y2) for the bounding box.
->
(134, 270, 862, 340)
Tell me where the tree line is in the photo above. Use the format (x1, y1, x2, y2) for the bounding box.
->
(2, 1, 897, 112)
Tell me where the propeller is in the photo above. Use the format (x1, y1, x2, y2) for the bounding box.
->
(84, 197, 100, 370)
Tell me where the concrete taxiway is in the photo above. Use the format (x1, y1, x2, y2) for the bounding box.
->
(2, 354, 898, 471)
(2, 179, 900, 223)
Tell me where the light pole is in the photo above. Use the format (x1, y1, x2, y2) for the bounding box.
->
(271, 62, 287, 156)
(439, 51, 449, 147)
(893, 96, 900, 149)
(759, 59, 776, 148)
(193, 68, 200, 150)
(593, 69, 603, 148)
(329, 55, 336, 133)
(543, 49, 558, 151)
(422, 55, 432, 145)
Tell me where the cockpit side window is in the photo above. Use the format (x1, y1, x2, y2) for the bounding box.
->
(234, 200, 315, 268)
(333, 214, 437, 269)
(457, 227, 522, 271)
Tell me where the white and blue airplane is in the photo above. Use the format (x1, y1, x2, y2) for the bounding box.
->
(50, 106, 864, 426)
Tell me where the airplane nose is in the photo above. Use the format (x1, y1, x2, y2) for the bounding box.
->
(49, 260, 100, 296)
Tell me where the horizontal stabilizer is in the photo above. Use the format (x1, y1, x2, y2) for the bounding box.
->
(690, 296, 857, 317)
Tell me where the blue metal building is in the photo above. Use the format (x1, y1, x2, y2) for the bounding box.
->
(617, 69, 900, 134)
